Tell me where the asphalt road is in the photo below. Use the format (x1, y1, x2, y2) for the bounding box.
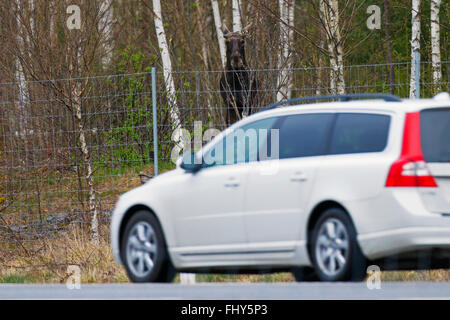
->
(0, 282, 449, 299)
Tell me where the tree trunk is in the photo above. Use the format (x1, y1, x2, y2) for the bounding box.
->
(383, 0, 395, 95)
(153, 0, 193, 284)
(410, 0, 421, 98)
(232, 0, 242, 32)
(277, 0, 294, 101)
(68, 41, 100, 243)
(99, 0, 114, 67)
(316, 39, 325, 95)
(431, 0, 441, 94)
(211, 0, 226, 68)
(287, 1, 294, 97)
(152, 0, 181, 144)
(74, 84, 99, 244)
(15, 0, 30, 137)
(320, 0, 345, 95)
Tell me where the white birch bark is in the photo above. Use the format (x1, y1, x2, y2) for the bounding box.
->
(70, 46, 100, 244)
(29, 0, 34, 36)
(316, 40, 326, 96)
(277, 0, 288, 101)
(153, 0, 193, 284)
(431, 0, 441, 94)
(152, 0, 181, 144)
(287, 1, 294, 97)
(211, 0, 226, 68)
(232, 0, 242, 32)
(320, 0, 345, 95)
(99, 0, 114, 67)
(74, 85, 99, 244)
(49, 0, 55, 45)
(277, 0, 294, 101)
(15, 0, 30, 137)
(410, 0, 421, 98)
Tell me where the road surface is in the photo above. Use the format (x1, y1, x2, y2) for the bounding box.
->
(0, 282, 449, 299)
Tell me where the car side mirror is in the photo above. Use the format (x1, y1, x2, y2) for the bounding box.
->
(179, 151, 203, 173)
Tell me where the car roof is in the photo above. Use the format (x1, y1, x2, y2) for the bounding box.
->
(240, 97, 450, 125)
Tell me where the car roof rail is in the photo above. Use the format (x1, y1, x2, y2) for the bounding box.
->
(263, 93, 402, 111)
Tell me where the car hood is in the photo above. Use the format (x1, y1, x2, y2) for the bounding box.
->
(118, 168, 184, 202)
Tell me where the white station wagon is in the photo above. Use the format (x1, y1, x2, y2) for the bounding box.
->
(111, 93, 450, 282)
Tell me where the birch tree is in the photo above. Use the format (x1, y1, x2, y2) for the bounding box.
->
(7, 0, 104, 243)
(15, 0, 31, 137)
(72, 71, 100, 244)
(409, 0, 421, 98)
(277, 0, 295, 101)
(152, 0, 193, 284)
(152, 0, 181, 145)
(211, 0, 226, 68)
(232, 0, 242, 32)
(99, 0, 114, 67)
(69, 32, 100, 245)
(319, 0, 345, 95)
(431, 0, 442, 94)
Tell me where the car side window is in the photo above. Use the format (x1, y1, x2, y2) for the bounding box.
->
(278, 113, 335, 159)
(203, 117, 278, 167)
(329, 113, 391, 155)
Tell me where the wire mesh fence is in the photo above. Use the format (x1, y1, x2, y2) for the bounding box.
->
(0, 61, 448, 248)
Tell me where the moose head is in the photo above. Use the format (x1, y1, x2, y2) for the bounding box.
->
(221, 23, 252, 70)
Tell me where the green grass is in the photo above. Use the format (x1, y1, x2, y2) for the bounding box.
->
(0, 273, 38, 283)
(177, 273, 295, 283)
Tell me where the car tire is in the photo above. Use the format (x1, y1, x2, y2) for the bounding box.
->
(310, 208, 367, 282)
(121, 210, 175, 283)
(292, 267, 319, 282)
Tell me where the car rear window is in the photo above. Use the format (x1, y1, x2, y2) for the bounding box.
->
(420, 108, 450, 162)
(329, 113, 391, 155)
(278, 113, 334, 159)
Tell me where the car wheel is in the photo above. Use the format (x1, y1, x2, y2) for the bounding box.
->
(292, 267, 319, 282)
(311, 208, 367, 282)
(121, 210, 175, 283)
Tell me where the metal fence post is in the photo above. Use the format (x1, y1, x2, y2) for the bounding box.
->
(152, 67, 158, 176)
(415, 50, 420, 98)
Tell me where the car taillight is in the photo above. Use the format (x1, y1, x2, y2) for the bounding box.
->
(385, 112, 438, 187)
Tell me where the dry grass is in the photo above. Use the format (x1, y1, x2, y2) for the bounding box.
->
(381, 270, 450, 282)
(194, 273, 295, 283)
(1, 235, 450, 284)
(2, 227, 449, 283)
(0, 227, 128, 284)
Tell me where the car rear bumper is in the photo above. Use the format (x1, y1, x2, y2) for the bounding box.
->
(351, 188, 450, 260)
(358, 225, 450, 260)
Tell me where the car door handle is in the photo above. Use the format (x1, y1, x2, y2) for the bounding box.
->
(290, 172, 308, 182)
(224, 178, 240, 188)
